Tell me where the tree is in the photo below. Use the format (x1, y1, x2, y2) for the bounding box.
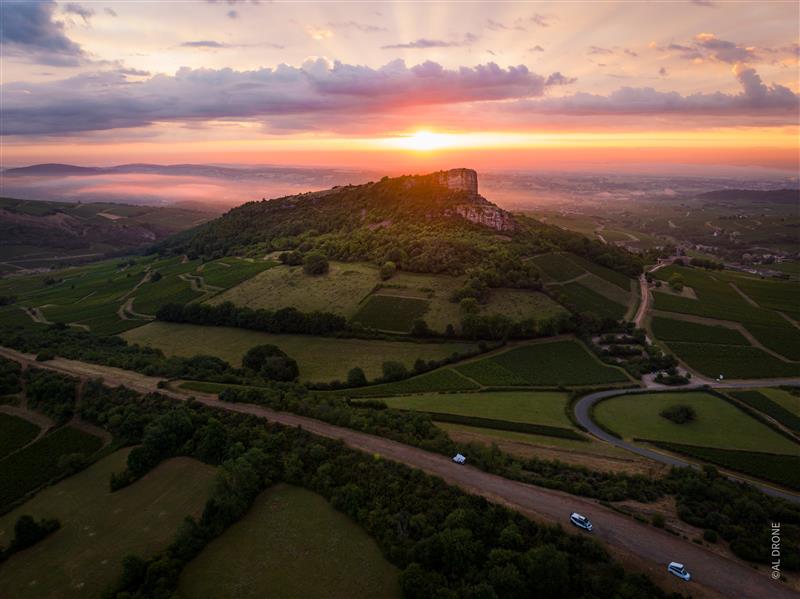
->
(303, 252, 329, 275)
(150, 271, 163, 282)
(668, 273, 684, 292)
(380, 261, 397, 280)
(459, 297, 479, 314)
(347, 367, 367, 387)
(411, 318, 431, 337)
(382, 361, 408, 381)
(242, 344, 299, 381)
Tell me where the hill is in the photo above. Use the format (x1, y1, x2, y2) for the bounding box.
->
(160, 168, 643, 279)
(0, 197, 217, 271)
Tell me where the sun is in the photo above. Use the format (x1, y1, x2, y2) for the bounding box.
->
(398, 130, 453, 152)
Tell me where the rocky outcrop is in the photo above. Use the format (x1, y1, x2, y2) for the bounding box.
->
(453, 203, 514, 232)
(432, 168, 479, 197)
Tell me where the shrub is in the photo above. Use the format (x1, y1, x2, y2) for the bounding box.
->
(35, 351, 55, 362)
(346, 367, 367, 387)
(651, 514, 665, 528)
(659, 404, 696, 424)
(379, 261, 396, 280)
(242, 345, 298, 382)
(303, 252, 329, 275)
(703, 529, 718, 543)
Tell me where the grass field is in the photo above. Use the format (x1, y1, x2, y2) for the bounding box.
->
(0, 426, 105, 511)
(664, 342, 798, 379)
(122, 321, 478, 382)
(382, 391, 572, 427)
(177, 483, 400, 599)
(457, 339, 631, 387)
(0, 412, 40, 460)
(0, 449, 216, 599)
(351, 294, 430, 332)
(650, 316, 750, 345)
(566, 255, 633, 290)
(594, 392, 800, 454)
(208, 261, 378, 315)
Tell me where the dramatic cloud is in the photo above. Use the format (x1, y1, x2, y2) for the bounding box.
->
(1, 60, 549, 135)
(524, 14, 554, 28)
(510, 64, 798, 117)
(64, 3, 94, 23)
(529, 45, 545, 52)
(382, 33, 478, 49)
(653, 34, 758, 64)
(1, 0, 86, 65)
(104, 7, 117, 17)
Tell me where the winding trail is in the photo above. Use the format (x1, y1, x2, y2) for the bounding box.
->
(0, 346, 797, 599)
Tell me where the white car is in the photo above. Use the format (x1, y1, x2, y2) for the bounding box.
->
(452, 453, 466, 464)
(569, 512, 593, 531)
(667, 562, 691, 581)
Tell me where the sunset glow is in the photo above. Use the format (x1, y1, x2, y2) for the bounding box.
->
(0, 1, 798, 173)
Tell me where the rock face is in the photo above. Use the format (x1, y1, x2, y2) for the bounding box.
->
(429, 168, 513, 232)
(433, 168, 479, 197)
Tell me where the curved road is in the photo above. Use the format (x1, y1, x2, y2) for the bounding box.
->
(575, 384, 800, 504)
(1, 347, 797, 599)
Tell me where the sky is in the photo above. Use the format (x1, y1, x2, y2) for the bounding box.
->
(1, 0, 799, 174)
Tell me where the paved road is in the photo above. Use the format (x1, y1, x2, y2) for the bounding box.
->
(2, 347, 797, 599)
(574, 384, 800, 504)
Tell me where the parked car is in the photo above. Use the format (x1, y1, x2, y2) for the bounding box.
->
(452, 453, 466, 464)
(667, 562, 691, 581)
(569, 512, 593, 531)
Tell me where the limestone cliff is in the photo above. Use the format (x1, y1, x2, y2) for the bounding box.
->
(428, 168, 514, 232)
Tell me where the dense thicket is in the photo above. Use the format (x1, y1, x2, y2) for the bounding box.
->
(24, 368, 77, 424)
(0, 355, 22, 396)
(155, 301, 347, 335)
(81, 385, 679, 599)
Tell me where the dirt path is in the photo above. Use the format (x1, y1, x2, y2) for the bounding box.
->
(179, 272, 223, 294)
(21, 306, 51, 324)
(0, 404, 55, 439)
(121, 297, 155, 321)
(729, 283, 760, 307)
(0, 346, 795, 599)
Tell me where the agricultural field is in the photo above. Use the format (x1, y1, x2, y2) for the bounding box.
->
(0, 426, 105, 511)
(456, 339, 631, 387)
(0, 449, 217, 599)
(0, 412, 40, 459)
(208, 260, 565, 334)
(197, 257, 276, 289)
(342, 368, 479, 396)
(177, 483, 401, 599)
(650, 316, 750, 345)
(566, 255, 633, 291)
(665, 342, 798, 379)
(122, 321, 479, 382)
(351, 294, 430, 332)
(759, 387, 800, 416)
(554, 281, 628, 320)
(729, 390, 800, 432)
(647, 441, 800, 491)
(0, 254, 276, 336)
(531, 252, 585, 281)
(594, 391, 800, 455)
(382, 390, 572, 427)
